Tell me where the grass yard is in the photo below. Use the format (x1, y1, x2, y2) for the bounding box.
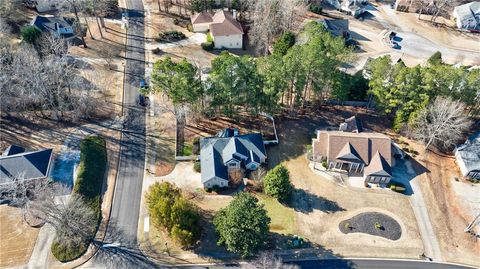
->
(256, 194, 295, 235)
(51, 135, 107, 262)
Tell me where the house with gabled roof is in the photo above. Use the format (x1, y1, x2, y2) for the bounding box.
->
(312, 117, 397, 184)
(200, 131, 266, 189)
(454, 132, 480, 180)
(191, 10, 244, 49)
(0, 145, 54, 186)
(30, 15, 75, 39)
(453, 2, 480, 31)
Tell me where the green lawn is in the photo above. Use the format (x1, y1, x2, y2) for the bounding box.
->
(256, 194, 295, 235)
(51, 135, 107, 262)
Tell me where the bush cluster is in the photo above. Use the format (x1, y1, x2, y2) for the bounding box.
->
(309, 4, 322, 14)
(201, 42, 214, 51)
(156, 30, 186, 42)
(145, 182, 201, 246)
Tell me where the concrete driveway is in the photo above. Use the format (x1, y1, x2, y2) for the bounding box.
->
(147, 33, 206, 50)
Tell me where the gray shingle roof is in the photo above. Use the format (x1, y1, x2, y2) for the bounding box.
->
(31, 15, 75, 37)
(456, 132, 480, 172)
(0, 148, 53, 184)
(2, 145, 25, 156)
(200, 133, 266, 184)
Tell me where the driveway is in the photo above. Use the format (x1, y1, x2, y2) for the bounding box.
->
(392, 159, 443, 261)
(146, 33, 206, 50)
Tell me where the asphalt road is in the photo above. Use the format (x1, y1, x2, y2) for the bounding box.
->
(88, 0, 147, 267)
(182, 259, 479, 269)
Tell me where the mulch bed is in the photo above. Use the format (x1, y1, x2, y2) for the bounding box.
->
(339, 212, 402, 240)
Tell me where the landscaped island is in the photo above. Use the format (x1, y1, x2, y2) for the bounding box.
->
(339, 212, 402, 240)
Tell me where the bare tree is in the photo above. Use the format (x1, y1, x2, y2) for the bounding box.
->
(58, 0, 89, 47)
(38, 34, 69, 58)
(411, 96, 472, 151)
(248, 0, 306, 55)
(0, 176, 51, 213)
(31, 192, 97, 247)
(243, 251, 299, 269)
(98, 42, 118, 69)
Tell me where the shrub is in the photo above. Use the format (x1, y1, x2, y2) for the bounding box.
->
(51, 136, 107, 262)
(152, 47, 162, 54)
(206, 31, 214, 43)
(309, 4, 322, 14)
(201, 42, 214, 51)
(374, 222, 383, 230)
(21, 26, 42, 44)
(263, 164, 293, 203)
(187, 23, 193, 32)
(173, 18, 180, 25)
(192, 137, 200, 155)
(145, 182, 201, 246)
(214, 192, 270, 257)
(193, 161, 201, 173)
(156, 30, 186, 42)
(322, 160, 328, 168)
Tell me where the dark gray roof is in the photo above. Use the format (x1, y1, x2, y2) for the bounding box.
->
(31, 15, 74, 37)
(200, 133, 266, 184)
(319, 19, 350, 38)
(0, 148, 53, 184)
(2, 145, 25, 156)
(456, 132, 480, 172)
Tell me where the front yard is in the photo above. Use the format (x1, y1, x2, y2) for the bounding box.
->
(0, 205, 39, 267)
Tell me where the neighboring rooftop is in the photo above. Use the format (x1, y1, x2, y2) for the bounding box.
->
(0, 147, 54, 185)
(318, 19, 350, 39)
(31, 15, 75, 37)
(456, 132, 480, 172)
(191, 11, 215, 24)
(200, 133, 266, 184)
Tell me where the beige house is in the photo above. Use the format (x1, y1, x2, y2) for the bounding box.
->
(312, 117, 397, 184)
(191, 10, 244, 49)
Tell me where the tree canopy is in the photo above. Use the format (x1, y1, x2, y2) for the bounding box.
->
(263, 164, 293, 203)
(213, 192, 270, 257)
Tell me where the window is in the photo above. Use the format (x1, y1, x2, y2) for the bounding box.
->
(229, 162, 237, 167)
(207, 183, 211, 187)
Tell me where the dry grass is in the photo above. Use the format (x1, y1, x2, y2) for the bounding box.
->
(0, 205, 40, 267)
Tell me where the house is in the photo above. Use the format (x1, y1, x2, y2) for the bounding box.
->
(30, 15, 75, 39)
(394, 0, 437, 14)
(318, 19, 351, 40)
(453, 2, 480, 31)
(200, 132, 266, 189)
(454, 132, 480, 180)
(24, 0, 59, 13)
(0, 145, 54, 186)
(341, 0, 368, 17)
(191, 10, 244, 49)
(312, 117, 398, 184)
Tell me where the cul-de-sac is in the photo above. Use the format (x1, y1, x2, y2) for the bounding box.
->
(0, 0, 479, 268)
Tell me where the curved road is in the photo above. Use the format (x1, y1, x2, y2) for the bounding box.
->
(284, 259, 479, 269)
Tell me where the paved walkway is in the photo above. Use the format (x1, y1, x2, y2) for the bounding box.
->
(26, 224, 55, 269)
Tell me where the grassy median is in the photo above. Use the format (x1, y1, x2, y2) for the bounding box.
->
(51, 135, 107, 262)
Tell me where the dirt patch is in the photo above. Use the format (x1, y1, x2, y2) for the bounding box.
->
(339, 212, 402, 241)
(415, 148, 480, 266)
(0, 205, 40, 267)
(185, 113, 277, 142)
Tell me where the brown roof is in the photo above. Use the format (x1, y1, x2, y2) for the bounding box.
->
(313, 130, 392, 166)
(209, 10, 243, 36)
(191, 11, 214, 24)
(364, 152, 392, 176)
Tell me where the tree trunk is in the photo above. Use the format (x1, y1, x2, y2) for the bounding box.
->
(92, 4, 103, 38)
(158, 0, 162, 11)
(73, 5, 87, 48)
(84, 16, 94, 39)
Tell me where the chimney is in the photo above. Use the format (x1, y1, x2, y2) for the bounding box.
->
(232, 9, 237, 19)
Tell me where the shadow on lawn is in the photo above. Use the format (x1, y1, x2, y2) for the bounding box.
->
(289, 189, 345, 214)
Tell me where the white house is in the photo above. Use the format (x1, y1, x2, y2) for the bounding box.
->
(191, 10, 244, 49)
(454, 132, 480, 180)
(452, 2, 480, 31)
(341, 0, 368, 17)
(24, 0, 58, 13)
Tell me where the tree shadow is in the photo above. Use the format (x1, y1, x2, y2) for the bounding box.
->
(289, 189, 345, 214)
(91, 221, 167, 269)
